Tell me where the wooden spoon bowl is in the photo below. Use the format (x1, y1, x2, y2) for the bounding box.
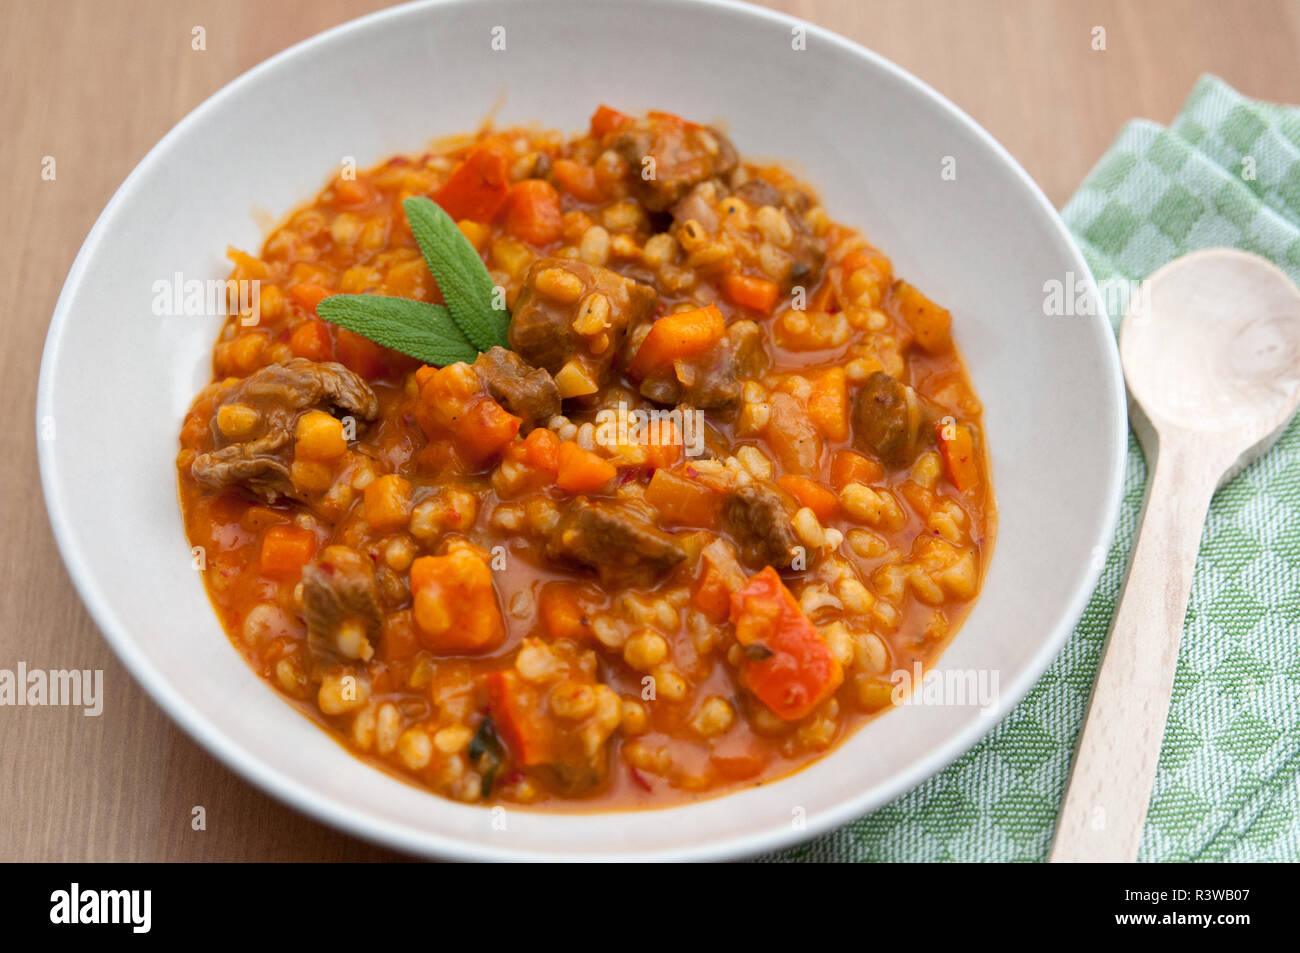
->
(1124, 248, 1300, 474)
(1051, 248, 1300, 862)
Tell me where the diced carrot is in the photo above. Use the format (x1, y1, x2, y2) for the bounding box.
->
(626, 305, 726, 379)
(332, 176, 375, 209)
(643, 420, 683, 471)
(486, 668, 554, 765)
(709, 738, 766, 781)
(522, 426, 561, 473)
(776, 474, 839, 521)
(830, 449, 884, 490)
(555, 441, 617, 493)
(590, 104, 631, 137)
(646, 109, 689, 125)
(377, 612, 420, 664)
(645, 468, 720, 528)
(363, 474, 413, 532)
(721, 273, 780, 313)
(710, 753, 766, 781)
(288, 319, 334, 362)
(504, 179, 564, 246)
(538, 583, 594, 642)
(806, 367, 849, 441)
(936, 418, 980, 492)
(692, 563, 733, 623)
(259, 525, 316, 578)
(691, 540, 746, 623)
(458, 398, 522, 465)
(729, 566, 843, 721)
(241, 505, 289, 532)
(334, 327, 385, 379)
(890, 280, 952, 354)
(550, 158, 605, 203)
(410, 548, 506, 654)
(433, 144, 511, 223)
(288, 282, 331, 314)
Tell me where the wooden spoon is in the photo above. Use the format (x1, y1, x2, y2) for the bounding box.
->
(1050, 248, 1300, 863)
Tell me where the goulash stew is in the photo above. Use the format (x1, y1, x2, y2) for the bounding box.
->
(177, 107, 995, 808)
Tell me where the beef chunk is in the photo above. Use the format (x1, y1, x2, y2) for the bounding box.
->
(669, 181, 723, 234)
(190, 359, 378, 502)
(666, 177, 825, 293)
(224, 358, 377, 417)
(472, 347, 560, 431)
(852, 371, 923, 465)
(509, 258, 657, 396)
(546, 498, 687, 578)
(610, 263, 660, 288)
(301, 545, 383, 665)
(728, 319, 769, 378)
(732, 178, 782, 208)
(732, 178, 825, 290)
(765, 392, 825, 475)
(722, 483, 801, 570)
(193, 452, 294, 503)
(636, 319, 769, 411)
(638, 344, 739, 410)
(608, 114, 739, 212)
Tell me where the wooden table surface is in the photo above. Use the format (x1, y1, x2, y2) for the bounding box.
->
(4, 0, 1299, 862)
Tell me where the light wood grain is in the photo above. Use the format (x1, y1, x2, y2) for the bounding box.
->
(3, 0, 1299, 862)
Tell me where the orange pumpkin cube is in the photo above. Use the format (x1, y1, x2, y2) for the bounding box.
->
(364, 474, 413, 532)
(410, 549, 506, 654)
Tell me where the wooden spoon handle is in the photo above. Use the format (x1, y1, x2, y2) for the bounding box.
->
(1049, 440, 1218, 862)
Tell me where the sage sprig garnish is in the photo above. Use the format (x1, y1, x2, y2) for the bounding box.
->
(402, 196, 509, 351)
(314, 195, 508, 367)
(316, 294, 478, 367)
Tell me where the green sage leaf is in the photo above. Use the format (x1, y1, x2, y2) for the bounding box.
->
(316, 294, 478, 367)
(402, 195, 509, 351)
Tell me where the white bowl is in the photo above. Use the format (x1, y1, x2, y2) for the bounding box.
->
(36, 0, 1126, 861)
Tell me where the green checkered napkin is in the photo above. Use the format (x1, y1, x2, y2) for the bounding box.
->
(767, 75, 1300, 862)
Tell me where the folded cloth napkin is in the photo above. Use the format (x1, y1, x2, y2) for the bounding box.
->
(766, 75, 1300, 862)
